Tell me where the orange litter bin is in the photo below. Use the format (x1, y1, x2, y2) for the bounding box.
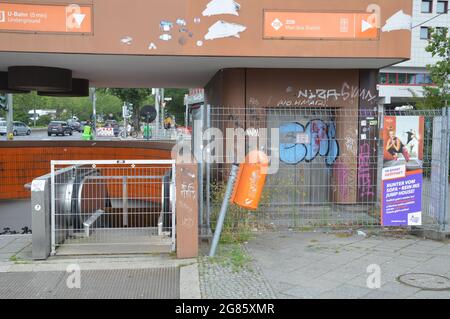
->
(231, 150, 269, 210)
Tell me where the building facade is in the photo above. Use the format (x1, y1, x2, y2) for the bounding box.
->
(379, 0, 449, 108)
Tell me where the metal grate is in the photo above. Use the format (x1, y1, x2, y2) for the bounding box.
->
(0, 268, 180, 299)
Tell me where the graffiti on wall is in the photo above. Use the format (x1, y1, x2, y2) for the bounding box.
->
(333, 162, 357, 202)
(357, 142, 374, 198)
(279, 120, 339, 166)
(276, 83, 377, 107)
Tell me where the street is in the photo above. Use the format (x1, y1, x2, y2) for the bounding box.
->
(0, 129, 116, 141)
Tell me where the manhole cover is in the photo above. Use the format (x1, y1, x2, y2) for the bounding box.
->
(397, 273, 450, 291)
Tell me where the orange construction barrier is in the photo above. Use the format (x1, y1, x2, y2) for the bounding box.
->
(231, 150, 269, 210)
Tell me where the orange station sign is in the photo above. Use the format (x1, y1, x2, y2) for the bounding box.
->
(264, 11, 379, 40)
(0, 3, 92, 33)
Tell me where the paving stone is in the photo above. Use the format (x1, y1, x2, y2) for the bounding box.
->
(319, 270, 361, 283)
(408, 290, 450, 299)
(198, 255, 276, 299)
(316, 284, 372, 299)
(282, 285, 326, 299)
(361, 289, 404, 299)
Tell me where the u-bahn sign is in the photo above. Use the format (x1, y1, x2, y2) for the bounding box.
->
(0, 3, 92, 34)
(264, 11, 379, 40)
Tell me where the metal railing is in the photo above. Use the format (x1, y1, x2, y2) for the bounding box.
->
(50, 160, 176, 255)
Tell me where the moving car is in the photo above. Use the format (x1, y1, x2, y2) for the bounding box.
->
(0, 121, 32, 136)
(47, 121, 73, 136)
(67, 119, 82, 132)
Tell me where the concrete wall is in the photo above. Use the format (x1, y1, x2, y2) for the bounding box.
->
(205, 68, 380, 203)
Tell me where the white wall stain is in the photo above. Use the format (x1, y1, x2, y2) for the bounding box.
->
(176, 18, 186, 27)
(120, 36, 133, 45)
(148, 42, 157, 50)
(160, 20, 173, 32)
(205, 21, 246, 40)
(202, 0, 240, 17)
(382, 10, 412, 32)
(160, 34, 172, 41)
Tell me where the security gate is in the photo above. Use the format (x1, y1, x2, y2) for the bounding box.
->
(50, 160, 176, 255)
(266, 108, 335, 205)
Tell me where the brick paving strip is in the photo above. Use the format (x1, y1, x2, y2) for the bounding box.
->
(198, 245, 277, 299)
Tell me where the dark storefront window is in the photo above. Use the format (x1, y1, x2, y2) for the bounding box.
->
(379, 73, 434, 85)
(398, 73, 407, 84)
(387, 73, 397, 84)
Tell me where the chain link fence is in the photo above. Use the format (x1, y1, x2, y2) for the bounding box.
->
(200, 106, 449, 235)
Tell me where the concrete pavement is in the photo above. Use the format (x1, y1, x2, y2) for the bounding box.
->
(246, 231, 450, 299)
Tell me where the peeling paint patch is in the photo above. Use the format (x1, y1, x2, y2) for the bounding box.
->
(382, 10, 412, 32)
(178, 37, 187, 45)
(160, 34, 172, 41)
(203, 0, 240, 17)
(176, 19, 187, 27)
(120, 36, 133, 45)
(205, 21, 246, 40)
(160, 20, 173, 32)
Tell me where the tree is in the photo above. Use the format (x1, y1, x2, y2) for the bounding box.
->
(101, 88, 152, 131)
(164, 88, 188, 126)
(416, 27, 450, 109)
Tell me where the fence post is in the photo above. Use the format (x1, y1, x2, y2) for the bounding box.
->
(176, 163, 199, 258)
(440, 107, 450, 232)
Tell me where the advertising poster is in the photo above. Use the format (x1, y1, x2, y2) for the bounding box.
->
(381, 116, 424, 226)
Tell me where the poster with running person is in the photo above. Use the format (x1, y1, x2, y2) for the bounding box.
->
(381, 116, 424, 226)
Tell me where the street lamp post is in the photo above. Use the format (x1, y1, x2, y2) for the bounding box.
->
(6, 94, 13, 140)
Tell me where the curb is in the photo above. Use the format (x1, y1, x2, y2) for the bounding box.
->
(180, 263, 201, 299)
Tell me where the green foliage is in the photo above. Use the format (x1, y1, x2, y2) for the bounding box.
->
(164, 88, 188, 126)
(0, 91, 122, 124)
(210, 180, 271, 244)
(35, 114, 52, 127)
(100, 88, 152, 131)
(417, 27, 450, 109)
(208, 244, 253, 272)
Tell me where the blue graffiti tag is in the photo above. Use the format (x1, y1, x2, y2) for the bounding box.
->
(280, 120, 339, 166)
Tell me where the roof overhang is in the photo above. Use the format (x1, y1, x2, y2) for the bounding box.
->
(0, 52, 405, 88)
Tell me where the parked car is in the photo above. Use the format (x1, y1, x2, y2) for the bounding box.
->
(0, 121, 6, 136)
(104, 120, 120, 137)
(0, 121, 31, 136)
(67, 119, 82, 132)
(47, 121, 73, 136)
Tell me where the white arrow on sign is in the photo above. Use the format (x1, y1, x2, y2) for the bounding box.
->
(73, 13, 86, 27)
(361, 19, 373, 33)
